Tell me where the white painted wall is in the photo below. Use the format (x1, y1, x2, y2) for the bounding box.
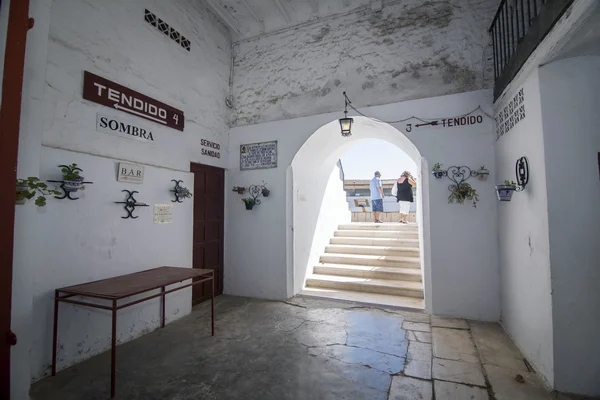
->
(494, 70, 555, 386)
(232, 0, 497, 126)
(227, 90, 500, 321)
(293, 161, 350, 288)
(538, 56, 600, 397)
(11, 0, 231, 396)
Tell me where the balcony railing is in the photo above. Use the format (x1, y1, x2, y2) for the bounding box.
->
(489, 0, 574, 100)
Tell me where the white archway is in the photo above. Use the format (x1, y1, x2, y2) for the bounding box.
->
(286, 117, 433, 312)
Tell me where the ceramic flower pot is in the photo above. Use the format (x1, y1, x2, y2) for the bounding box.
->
(261, 188, 270, 197)
(495, 185, 516, 201)
(63, 177, 84, 192)
(16, 184, 28, 205)
(244, 202, 255, 210)
(432, 171, 444, 179)
(477, 170, 489, 181)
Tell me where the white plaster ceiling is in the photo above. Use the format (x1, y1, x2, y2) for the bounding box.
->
(547, 4, 600, 62)
(202, 0, 375, 41)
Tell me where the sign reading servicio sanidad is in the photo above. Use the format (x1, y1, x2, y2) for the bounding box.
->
(83, 71, 184, 132)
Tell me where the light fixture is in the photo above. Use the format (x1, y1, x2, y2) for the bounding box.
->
(339, 91, 353, 137)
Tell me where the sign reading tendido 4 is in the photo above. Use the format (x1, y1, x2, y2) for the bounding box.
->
(240, 141, 277, 170)
(83, 71, 184, 131)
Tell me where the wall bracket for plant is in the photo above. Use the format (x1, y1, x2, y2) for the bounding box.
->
(515, 156, 529, 191)
(241, 184, 270, 210)
(170, 179, 193, 203)
(434, 166, 483, 207)
(48, 164, 93, 200)
(114, 190, 149, 219)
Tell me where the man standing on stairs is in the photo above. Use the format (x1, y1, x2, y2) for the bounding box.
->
(370, 171, 384, 223)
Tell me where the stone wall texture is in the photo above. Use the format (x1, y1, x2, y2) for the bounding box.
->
(232, 0, 498, 126)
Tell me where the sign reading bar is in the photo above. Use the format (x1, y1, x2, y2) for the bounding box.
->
(117, 162, 145, 184)
(83, 71, 184, 131)
(240, 140, 277, 170)
(96, 113, 155, 142)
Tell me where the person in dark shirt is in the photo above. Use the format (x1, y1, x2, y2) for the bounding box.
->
(391, 171, 416, 224)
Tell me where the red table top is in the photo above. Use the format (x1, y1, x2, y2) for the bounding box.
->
(57, 266, 213, 300)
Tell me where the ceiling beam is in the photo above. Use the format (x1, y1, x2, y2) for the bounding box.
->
(203, 0, 242, 35)
(273, 0, 291, 23)
(239, 0, 266, 32)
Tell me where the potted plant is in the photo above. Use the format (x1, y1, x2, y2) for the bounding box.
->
(233, 186, 246, 194)
(448, 183, 479, 208)
(495, 180, 517, 201)
(16, 177, 61, 207)
(60, 163, 85, 192)
(261, 186, 270, 197)
(477, 165, 489, 181)
(175, 186, 193, 199)
(242, 197, 256, 210)
(432, 163, 444, 179)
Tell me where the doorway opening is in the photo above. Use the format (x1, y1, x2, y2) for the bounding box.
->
(286, 117, 432, 312)
(190, 163, 224, 305)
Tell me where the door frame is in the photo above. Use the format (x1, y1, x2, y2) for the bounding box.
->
(190, 162, 225, 304)
(0, 0, 32, 396)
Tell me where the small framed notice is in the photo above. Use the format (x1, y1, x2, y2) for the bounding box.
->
(240, 140, 277, 170)
(118, 162, 144, 184)
(153, 204, 173, 224)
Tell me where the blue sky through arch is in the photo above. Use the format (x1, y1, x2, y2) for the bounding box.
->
(340, 139, 417, 180)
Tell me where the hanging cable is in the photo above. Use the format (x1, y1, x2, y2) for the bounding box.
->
(345, 95, 494, 125)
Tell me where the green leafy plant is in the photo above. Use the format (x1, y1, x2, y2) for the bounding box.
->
(16, 177, 61, 207)
(503, 180, 517, 186)
(61, 163, 85, 190)
(479, 165, 489, 172)
(432, 163, 443, 172)
(176, 186, 193, 199)
(242, 198, 255, 205)
(448, 183, 479, 208)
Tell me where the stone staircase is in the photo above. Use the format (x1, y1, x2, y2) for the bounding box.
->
(301, 222, 424, 310)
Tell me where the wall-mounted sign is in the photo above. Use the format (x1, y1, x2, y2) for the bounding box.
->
(97, 113, 155, 142)
(153, 204, 173, 224)
(405, 115, 484, 132)
(83, 71, 184, 131)
(117, 162, 145, 184)
(240, 140, 277, 170)
(201, 139, 221, 159)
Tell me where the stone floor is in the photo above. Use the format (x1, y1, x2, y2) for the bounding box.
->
(31, 296, 579, 399)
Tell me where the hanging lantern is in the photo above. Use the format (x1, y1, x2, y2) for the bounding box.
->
(339, 91, 353, 137)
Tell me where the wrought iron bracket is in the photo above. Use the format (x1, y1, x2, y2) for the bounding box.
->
(515, 156, 529, 191)
(171, 180, 184, 203)
(48, 164, 92, 200)
(435, 166, 482, 192)
(114, 190, 149, 219)
(247, 185, 263, 205)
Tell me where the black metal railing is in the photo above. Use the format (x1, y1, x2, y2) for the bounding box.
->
(489, 0, 574, 99)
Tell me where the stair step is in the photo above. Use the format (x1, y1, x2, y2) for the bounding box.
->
(305, 274, 424, 298)
(325, 244, 419, 257)
(299, 288, 425, 310)
(319, 253, 420, 268)
(314, 263, 422, 281)
(330, 236, 420, 247)
(338, 223, 418, 232)
(334, 230, 419, 239)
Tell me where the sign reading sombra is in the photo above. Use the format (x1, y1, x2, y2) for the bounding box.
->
(97, 113, 155, 142)
(83, 71, 184, 131)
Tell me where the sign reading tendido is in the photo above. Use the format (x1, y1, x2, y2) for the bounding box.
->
(83, 71, 184, 131)
(240, 141, 277, 170)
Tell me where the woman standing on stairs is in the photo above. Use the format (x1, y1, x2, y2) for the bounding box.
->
(392, 171, 416, 224)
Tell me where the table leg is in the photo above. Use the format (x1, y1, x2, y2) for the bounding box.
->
(51, 290, 59, 376)
(161, 286, 166, 328)
(110, 299, 117, 398)
(211, 271, 215, 336)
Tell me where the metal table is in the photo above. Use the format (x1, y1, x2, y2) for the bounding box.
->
(51, 266, 215, 398)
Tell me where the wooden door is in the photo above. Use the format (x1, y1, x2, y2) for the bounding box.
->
(190, 163, 224, 304)
(0, 0, 32, 397)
